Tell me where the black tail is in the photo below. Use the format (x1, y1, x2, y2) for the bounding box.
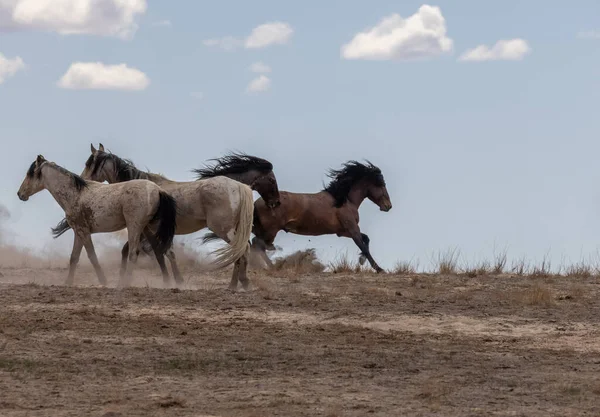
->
(51, 218, 72, 239)
(152, 191, 177, 254)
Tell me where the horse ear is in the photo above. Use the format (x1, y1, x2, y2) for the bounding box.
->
(91, 143, 97, 154)
(36, 155, 45, 164)
(99, 143, 105, 152)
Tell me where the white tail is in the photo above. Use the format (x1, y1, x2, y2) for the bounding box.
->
(209, 183, 253, 269)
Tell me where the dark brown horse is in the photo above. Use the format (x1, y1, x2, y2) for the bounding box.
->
(204, 160, 392, 272)
(52, 144, 280, 288)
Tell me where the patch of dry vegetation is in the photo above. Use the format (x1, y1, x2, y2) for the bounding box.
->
(434, 248, 460, 275)
(270, 249, 326, 276)
(519, 283, 555, 306)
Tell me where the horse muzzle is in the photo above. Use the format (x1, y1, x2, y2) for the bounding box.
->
(267, 201, 281, 209)
(380, 203, 392, 212)
(17, 192, 28, 201)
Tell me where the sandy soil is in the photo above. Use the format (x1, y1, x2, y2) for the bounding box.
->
(1, 264, 600, 417)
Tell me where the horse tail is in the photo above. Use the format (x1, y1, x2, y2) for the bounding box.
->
(51, 218, 72, 239)
(151, 191, 177, 254)
(210, 183, 253, 269)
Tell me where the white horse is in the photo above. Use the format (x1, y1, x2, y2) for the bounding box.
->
(17, 155, 177, 287)
(76, 144, 255, 290)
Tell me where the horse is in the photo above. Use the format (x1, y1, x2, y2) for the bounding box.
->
(204, 160, 392, 272)
(17, 155, 177, 287)
(52, 144, 278, 290)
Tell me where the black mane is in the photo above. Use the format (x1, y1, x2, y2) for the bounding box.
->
(28, 160, 87, 192)
(193, 152, 273, 179)
(86, 152, 147, 182)
(324, 160, 385, 207)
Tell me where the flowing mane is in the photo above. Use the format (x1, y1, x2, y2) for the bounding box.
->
(29, 161, 88, 192)
(85, 152, 150, 182)
(324, 160, 385, 207)
(193, 152, 273, 179)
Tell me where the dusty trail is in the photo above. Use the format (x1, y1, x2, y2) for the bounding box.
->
(1, 266, 600, 416)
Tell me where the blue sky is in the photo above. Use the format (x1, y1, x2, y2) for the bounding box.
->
(1, 1, 599, 270)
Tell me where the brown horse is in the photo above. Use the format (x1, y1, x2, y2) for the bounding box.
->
(204, 160, 392, 272)
(52, 144, 280, 289)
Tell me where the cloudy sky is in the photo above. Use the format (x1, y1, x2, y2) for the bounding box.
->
(1, 0, 599, 270)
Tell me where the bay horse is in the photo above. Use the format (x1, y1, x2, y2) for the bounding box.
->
(205, 160, 392, 272)
(52, 144, 278, 289)
(17, 155, 177, 287)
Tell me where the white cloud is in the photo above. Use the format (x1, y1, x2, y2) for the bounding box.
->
(249, 61, 271, 73)
(202, 36, 242, 51)
(577, 30, 600, 39)
(0, 0, 147, 39)
(245, 22, 293, 49)
(57, 62, 149, 91)
(459, 39, 531, 62)
(246, 75, 271, 93)
(190, 91, 203, 99)
(204, 21, 293, 51)
(0, 52, 25, 84)
(152, 19, 171, 28)
(341, 5, 453, 61)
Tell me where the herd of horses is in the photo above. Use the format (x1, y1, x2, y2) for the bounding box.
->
(17, 143, 393, 289)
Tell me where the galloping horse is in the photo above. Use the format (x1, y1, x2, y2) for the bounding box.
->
(52, 144, 279, 289)
(17, 155, 177, 286)
(206, 160, 392, 272)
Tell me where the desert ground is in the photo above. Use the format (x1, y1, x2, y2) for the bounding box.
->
(1, 248, 600, 417)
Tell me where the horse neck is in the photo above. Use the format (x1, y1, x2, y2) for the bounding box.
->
(146, 172, 171, 185)
(224, 171, 257, 187)
(42, 165, 81, 212)
(347, 182, 370, 207)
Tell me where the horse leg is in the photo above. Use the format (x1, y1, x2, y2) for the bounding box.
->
(82, 236, 108, 286)
(165, 249, 184, 286)
(142, 229, 171, 288)
(236, 253, 250, 290)
(120, 228, 142, 288)
(120, 241, 129, 281)
(65, 234, 84, 286)
(251, 236, 274, 269)
(229, 259, 240, 291)
(348, 229, 383, 273)
(358, 233, 370, 266)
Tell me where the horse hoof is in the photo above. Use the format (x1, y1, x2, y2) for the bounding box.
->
(358, 254, 366, 266)
(375, 268, 384, 274)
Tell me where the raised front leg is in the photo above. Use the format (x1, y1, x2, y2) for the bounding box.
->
(82, 236, 107, 286)
(350, 231, 383, 273)
(358, 233, 370, 266)
(65, 234, 84, 286)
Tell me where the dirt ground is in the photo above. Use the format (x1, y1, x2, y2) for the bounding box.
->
(1, 263, 600, 417)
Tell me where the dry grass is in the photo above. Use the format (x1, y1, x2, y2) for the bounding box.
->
(530, 255, 552, 278)
(520, 283, 555, 306)
(434, 248, 461, 275)
(511, 257, 529, 276)
(329, 253, 364, 274)
(462, 260, 490, 278)
(393, 260, 418, 275)
(492, 248, 508, 274)
(563, 261, 595, 278)
(270, 249, 326, 275)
